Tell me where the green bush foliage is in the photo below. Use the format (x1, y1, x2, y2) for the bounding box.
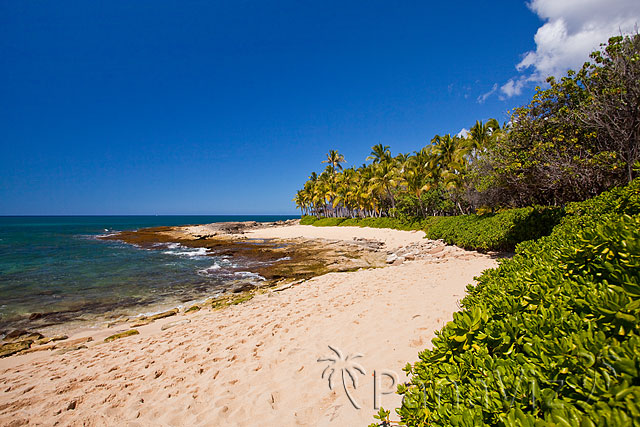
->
(309, 217, 346, 226)
(392, 178, 640, 426)
(301, 215, 425, 231)
(564, 177, 640, 218)
(339, 217, 423, 231)
(424, 206, 564, 252)
(302, 206, 563, 252)
(300, 215, 318, 225)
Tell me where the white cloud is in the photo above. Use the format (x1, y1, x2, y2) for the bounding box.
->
(456, 128, 469, 138)
(499, 0, 640, 98)
(477, 83, 498, 103)
(500, 77, 528, 98)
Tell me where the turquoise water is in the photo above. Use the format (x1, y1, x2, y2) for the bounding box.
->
(0, 216, 295, 333)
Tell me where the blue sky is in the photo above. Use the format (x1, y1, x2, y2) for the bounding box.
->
(1, 1, 638, 215)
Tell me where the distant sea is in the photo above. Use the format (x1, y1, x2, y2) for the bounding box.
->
(0, 215, 296, 334)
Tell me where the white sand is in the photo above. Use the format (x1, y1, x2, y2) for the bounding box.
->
(246, 224, 427, 250)
(0, 225, 497, 426)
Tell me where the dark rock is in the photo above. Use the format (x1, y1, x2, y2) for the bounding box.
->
(0, 341, 31, 358)
(148, 309, 178, 322)
(29, 313, 44, 321)
(67, 401, 76, 410)
(104, 329, 139, 342)
(35, 335, 68, 346)
(231, 283, 256, 293)
(4, 330, 29, 340)
(3, 330, 43, 343)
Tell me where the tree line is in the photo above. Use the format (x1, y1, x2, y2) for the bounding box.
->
(294, 34, 640, 219)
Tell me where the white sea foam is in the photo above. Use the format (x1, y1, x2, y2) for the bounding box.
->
(95, 232, 119, 238)
(197, 263, 222, 276)
(234, 271, 266, 281)
(196, 256, 244, 276)
(163, 246, 209, 258)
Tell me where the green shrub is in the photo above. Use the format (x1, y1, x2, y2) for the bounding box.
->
(302, 216, 425, 231)
(390, 178, 640, 426)
(310, 217, 346, 226)
(300, 215, 318, 225)
(424, 206, 564, 252)
(302, 207, 563, 252)
(565, 177, 640, 218)
(339, 217, 418, 230)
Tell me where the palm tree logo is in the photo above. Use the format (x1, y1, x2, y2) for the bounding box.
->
(317, 345, 366, 409)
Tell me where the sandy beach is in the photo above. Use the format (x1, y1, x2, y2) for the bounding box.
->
(0, 224, 498, 426)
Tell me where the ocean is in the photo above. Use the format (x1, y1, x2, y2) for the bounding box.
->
(0, 215, 296, 334)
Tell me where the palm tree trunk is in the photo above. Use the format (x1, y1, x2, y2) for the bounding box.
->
(386, 186, 396, 216)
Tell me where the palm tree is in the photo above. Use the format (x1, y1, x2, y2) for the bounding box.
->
(294, 189, 313, 216)
(395, 152, 411, 173)
(318, 170, 336, 217)
(430, 134, 471, 214)
(369, 161, 399, 214)
(357, 164, 377, 217)
(407, 146, 431, 177)
(402, 161, 437, 216)
(305, 172, 320, 216)
(467, 119, 500, 161)
(431, 134, 461, 169)
(322, 150, 346, 174)
(318, 151, 345, 216)
(366, 143, 391, 164)
(332, 169, 352, 217)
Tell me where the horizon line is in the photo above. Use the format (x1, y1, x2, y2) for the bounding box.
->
(0, 213, 300, 217)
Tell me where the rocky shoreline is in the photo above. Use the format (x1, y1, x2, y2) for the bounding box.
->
(0, 220, 493, 360)
(1, 220, 384, 358)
